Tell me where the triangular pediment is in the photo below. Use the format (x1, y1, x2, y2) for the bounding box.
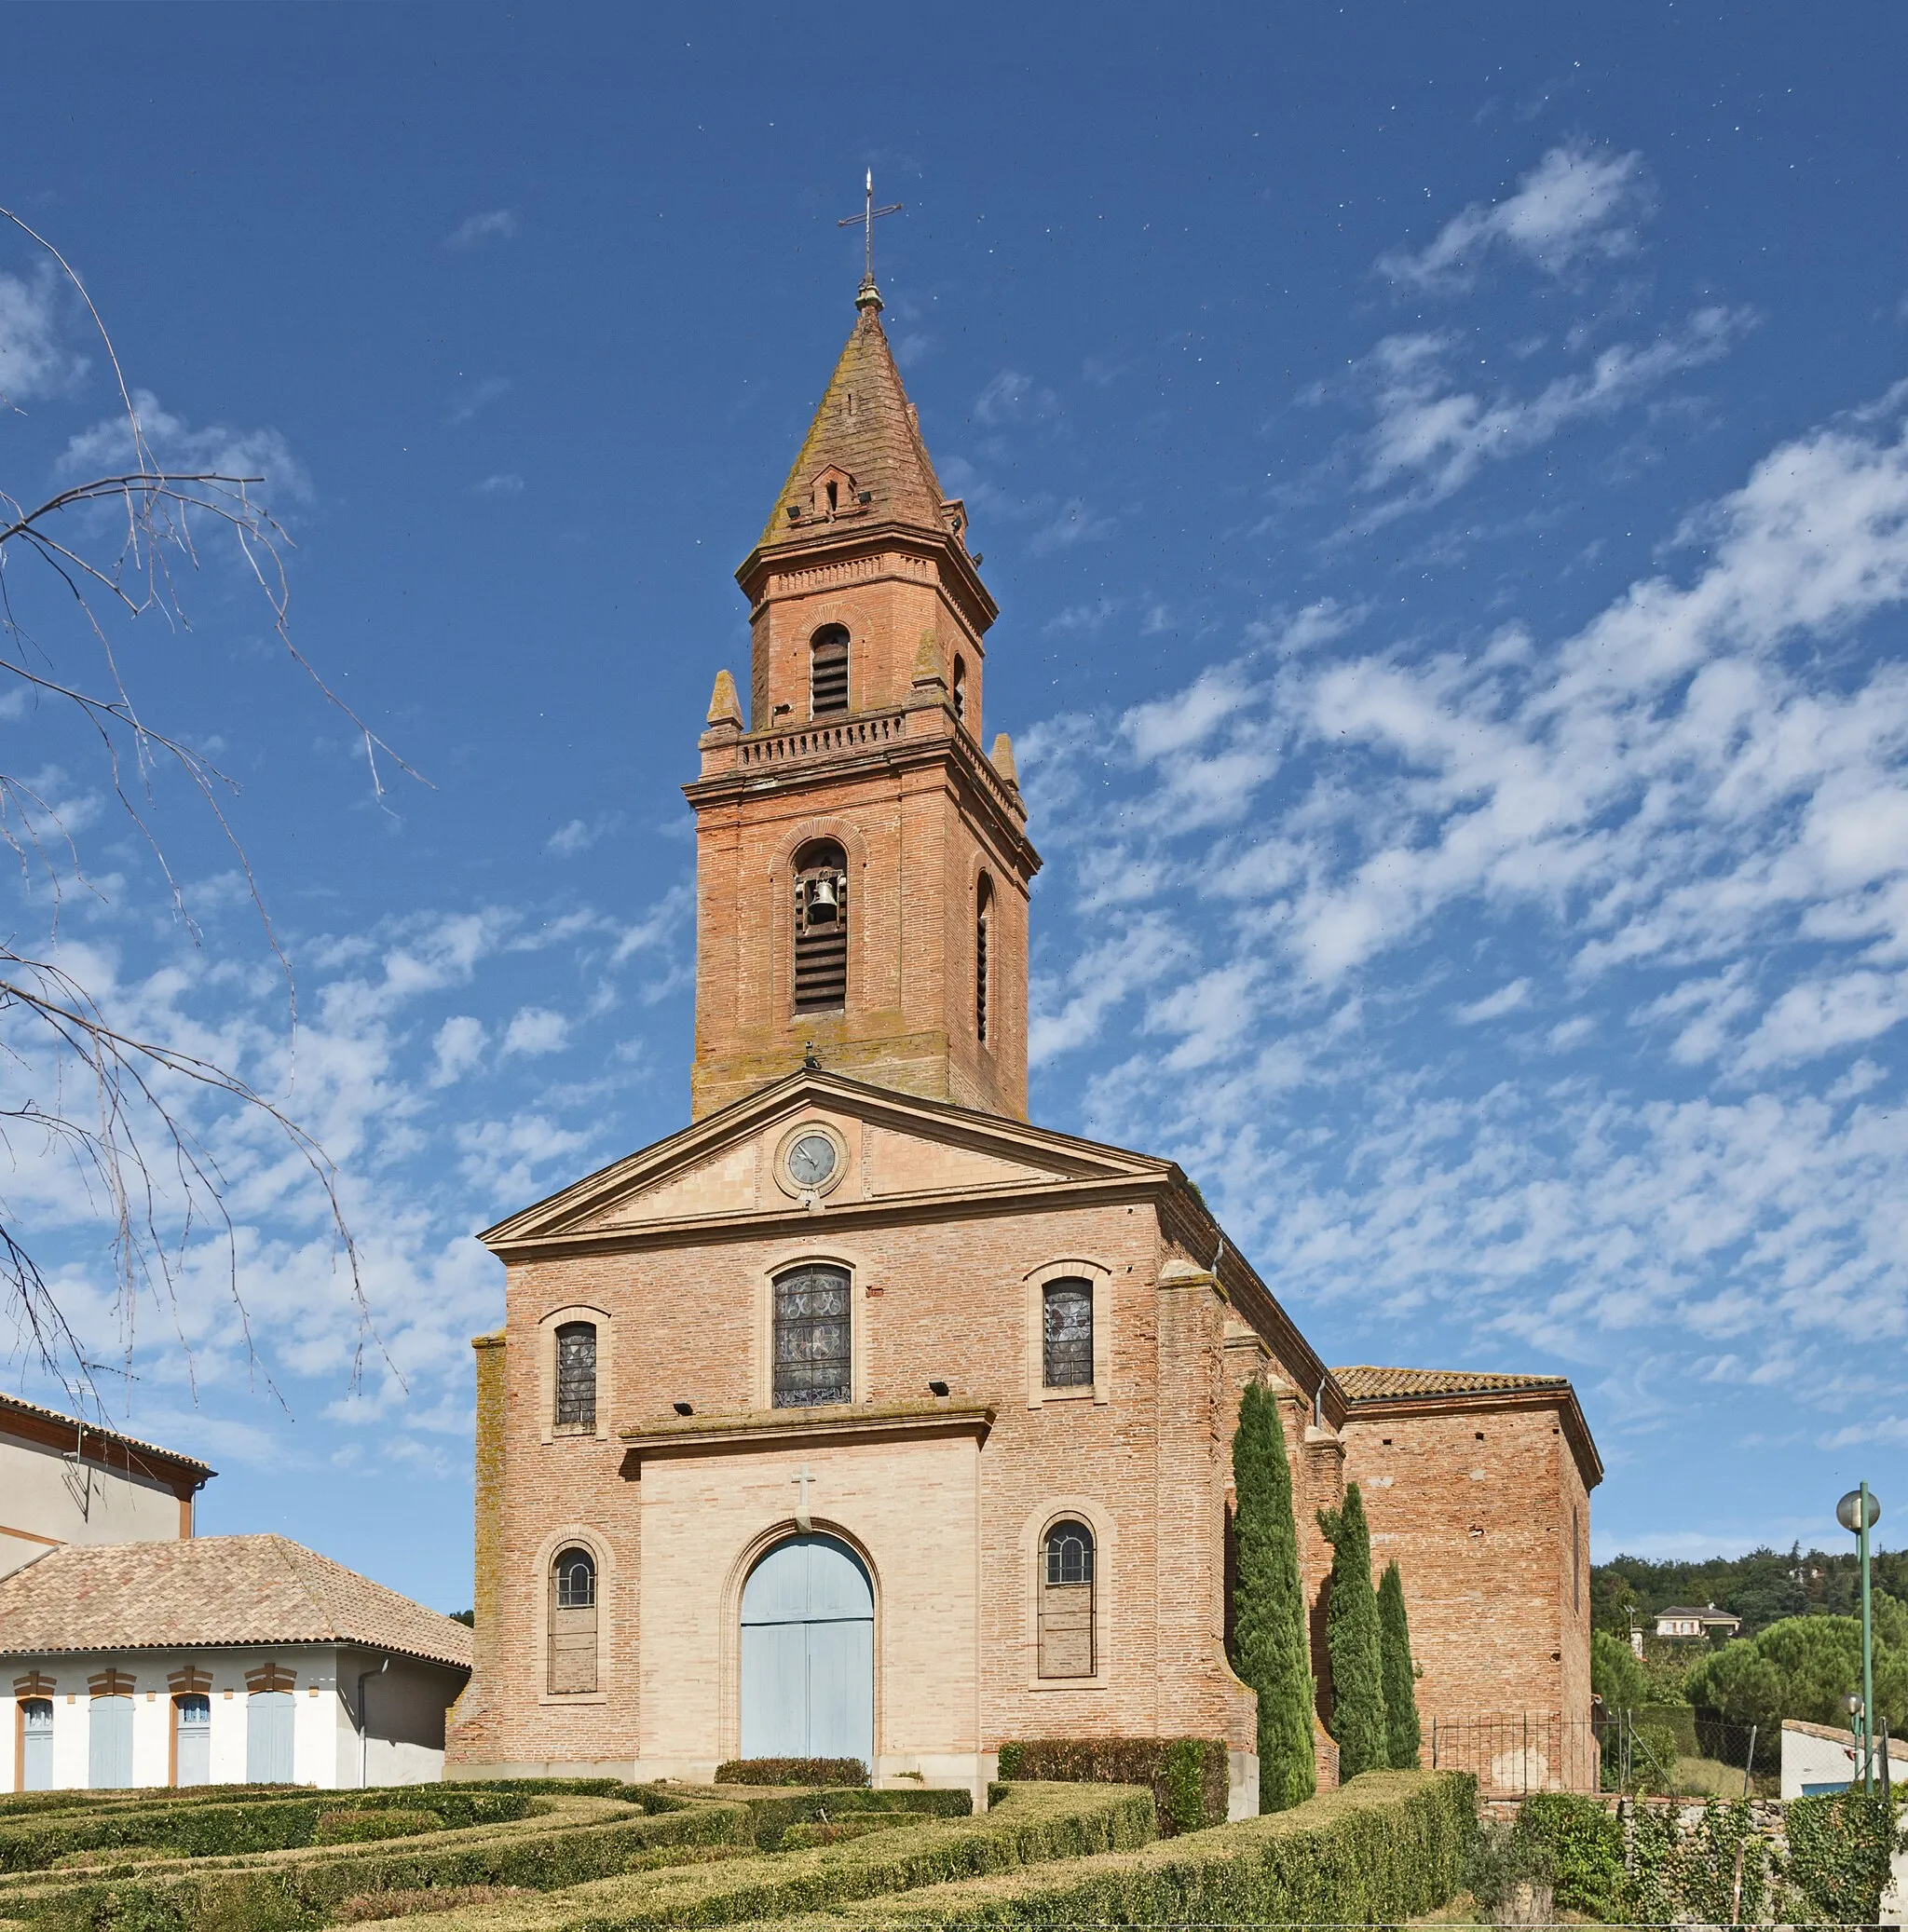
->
(481, 1071, 1166, 1253)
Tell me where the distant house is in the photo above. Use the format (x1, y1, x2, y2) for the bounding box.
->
(1781, 1717, 1908, 1798)
(1653, 1603, 1741, 1641)
(0, 1535, 470, 1792)
(0, 1394, 212, 1578)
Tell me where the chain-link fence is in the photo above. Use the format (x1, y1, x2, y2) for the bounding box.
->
(1425, 1709, 1777, 1796)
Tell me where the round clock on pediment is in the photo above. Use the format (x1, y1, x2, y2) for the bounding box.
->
(774, 1121, 849, 1199)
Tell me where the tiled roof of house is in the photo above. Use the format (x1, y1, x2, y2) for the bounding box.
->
(0, 1534, 471, 1671)
(1656, 1604, 1739, 1621)
(1332, 1365, 1573, 1402)
(0, 1391, 212, 1483)
(756, 297, 950, 551)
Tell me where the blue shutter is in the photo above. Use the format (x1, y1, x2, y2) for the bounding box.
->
(246, 1691, 296, 1784)
(88, 1696, 133, 1789)
(21, 1702, 53, 1791)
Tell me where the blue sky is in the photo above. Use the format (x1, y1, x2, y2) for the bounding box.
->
(4, 3, 1907, 1612)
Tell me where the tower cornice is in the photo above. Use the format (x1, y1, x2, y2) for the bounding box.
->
(734, 520, 998, 637)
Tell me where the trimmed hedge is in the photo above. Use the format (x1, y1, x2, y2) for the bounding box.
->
(334, 1781, 1156, 1932)
(993, 1739, 1227, 1834)
(0, 1794, 537, 1875)
(0, 1796, 753, 1930)
(714, 1790, 969, 1853)
(711, 1763, 867, 1789)
(312, 1812, 446, 1848)
(777, 1818, 912, 1852)
(724, 1769, 1476, 1932)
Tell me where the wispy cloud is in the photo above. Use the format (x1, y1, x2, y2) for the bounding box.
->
(473, 472, 524, 497)
(445, 209, 520, 250)
(447, 376, 511, 427)
(1381, 141, 1651, 292)
(61, 388, 310, 499)
(0, 264, 86, 402)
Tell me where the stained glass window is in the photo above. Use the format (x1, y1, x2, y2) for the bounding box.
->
(1043, 1279, 1094, 1388)
(773, 1265, 852, 1408)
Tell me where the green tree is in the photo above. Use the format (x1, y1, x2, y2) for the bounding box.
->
(1317, 1482, 1388, 1778)
(1684, 1594, 1908, 1730)
(1230, 1383, 1315, 1811)
(1590, 1628, 1648, 1711)
(1377, 1559, 1421, 1769)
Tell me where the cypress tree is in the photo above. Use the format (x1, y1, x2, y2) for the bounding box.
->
(1377, 1558, 1422, 1769)
(1316, 1481, 1388, 1779)
(1230, 1382, 1315, 1811)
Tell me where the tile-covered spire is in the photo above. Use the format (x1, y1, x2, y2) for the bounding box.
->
(756, 289, 958, 552)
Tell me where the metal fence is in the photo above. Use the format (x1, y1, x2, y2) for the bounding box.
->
(1427, 1714, 1604, 1796)
(1426, 1709, 1775, 1797)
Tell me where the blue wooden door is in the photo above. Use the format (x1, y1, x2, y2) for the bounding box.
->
(20, 1701, 52, 1791)
(246, 1691, 295, 1783)
(175, 1695, 211, 1787)
(89, 1696, 133, 1788)
(739, 1534, 873, 1770)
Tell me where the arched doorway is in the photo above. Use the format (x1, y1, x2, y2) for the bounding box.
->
(739, 1532, 873, 1767)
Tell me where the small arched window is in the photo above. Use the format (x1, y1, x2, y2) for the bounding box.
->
(1043, 1278, 1094, 1389)
(974, 875, 993, 1046)
(1039, 1519, 1096, 1677)
(549, 1546, 598, 1694)
(952, 655, 968, 726)
(554, 1321, 597, 1433)
(793, 838, 848, 1013)
(811, 625, 850, 717)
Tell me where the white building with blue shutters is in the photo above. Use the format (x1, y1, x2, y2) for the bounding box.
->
(0, 1535, 470, 1792)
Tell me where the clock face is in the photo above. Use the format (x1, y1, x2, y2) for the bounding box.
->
(787, 1133, 838, 1188)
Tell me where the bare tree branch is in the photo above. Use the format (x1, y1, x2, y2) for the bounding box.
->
(0, 203, 418, 1418)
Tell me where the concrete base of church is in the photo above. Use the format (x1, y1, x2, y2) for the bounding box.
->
(1227, 1749, 1261, 1821)
(445, 1760, 636, 1782)
(450, 1752, 1002, 1809)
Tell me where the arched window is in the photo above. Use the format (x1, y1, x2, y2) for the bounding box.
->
(772, 1264, 852, 1408)
(549, 1546, 598, 1694)
(554, 1321, 597, 1433)
(811, 625, 850, 717)
(793, 838, 848, 1013)
(1042, 1278, 1094, 1388)
(1039, 1518, 1096, 1677)
(952, 655, 968, 726)
(974, 874, 993, 1045)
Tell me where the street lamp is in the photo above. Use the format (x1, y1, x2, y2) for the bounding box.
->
(1837, 1483, 1883, 1793)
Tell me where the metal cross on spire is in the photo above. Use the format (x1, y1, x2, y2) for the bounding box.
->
(838, 170, 903, 293)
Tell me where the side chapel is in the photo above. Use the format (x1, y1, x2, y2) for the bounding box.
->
(445, 268, 1602, 1810)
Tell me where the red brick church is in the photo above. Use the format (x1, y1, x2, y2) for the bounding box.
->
(444, 265, 1601, 1810)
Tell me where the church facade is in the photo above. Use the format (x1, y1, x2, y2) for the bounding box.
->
(445, 274, 1601, 1810)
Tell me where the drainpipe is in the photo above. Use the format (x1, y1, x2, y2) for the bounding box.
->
(355, 1657, 389, 1789)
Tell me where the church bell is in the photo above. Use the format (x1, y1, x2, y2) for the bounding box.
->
(807, 876, 839, 922)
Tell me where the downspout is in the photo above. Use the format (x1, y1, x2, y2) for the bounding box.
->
(355, 1656, 389, 1789)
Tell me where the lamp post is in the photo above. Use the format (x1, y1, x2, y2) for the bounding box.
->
(1837, 1482, 1882, 1792)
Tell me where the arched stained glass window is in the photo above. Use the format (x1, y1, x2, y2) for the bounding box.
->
(773, 1265, 852, 1408)
(1042, 1278, 1093, 1389)
(555, 1322, 597, 1431)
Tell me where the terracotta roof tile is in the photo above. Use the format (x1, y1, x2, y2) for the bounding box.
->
(0, 1534, 471, 1671)
(756, 301, 949, 551)
(1332, 1365, 1573, 1402)
(0, 1392, 212, 1479)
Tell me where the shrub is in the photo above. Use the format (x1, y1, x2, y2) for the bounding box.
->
(718, 1789, 969, 1852)
(993, 1739, 1227, 1834)
(714, 1762, 868, 1789)
(1231, 1381, 1315, 1812)
(778, 1817, 912, 1851)
(1316, 1483, 1388, 1780)
(1512, 1792, 1623, 1921)
(313, 1811, 446, 1847)
(357, 1781, 1156, 1932)
(1786, 1788, 1904, 1925)
(1675, 1797, 1769, 1925)
(333, 1884, 535, 1922)
(0, 1795, 753, 1930)
(1377, 1559, 1421, 1771)
(758, 1768, 1476, 1932)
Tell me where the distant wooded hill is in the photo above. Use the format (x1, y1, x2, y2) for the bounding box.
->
(1594, 1546, 1908, 1640)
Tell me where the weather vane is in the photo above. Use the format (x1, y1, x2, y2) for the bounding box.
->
(838, 170, 903, 290)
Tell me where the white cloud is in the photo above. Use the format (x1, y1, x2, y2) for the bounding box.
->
(1454, 979, 1531, 1025)
(1381, 142, 1650, 292)
(501, 1006, 569, 1056)
(473, 473, 524, 497)
(447, 376, 511, 426)
(1357, 306, 1751, 507)
(0, 264, 86, 401)
(60, 389, 309, 499)
(429, 1015, 487, 1087)
(545, 813, 622, 858)
(446, 209, 520, 250)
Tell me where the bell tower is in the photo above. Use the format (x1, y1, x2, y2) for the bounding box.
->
(686, 277, 1038, 1121)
